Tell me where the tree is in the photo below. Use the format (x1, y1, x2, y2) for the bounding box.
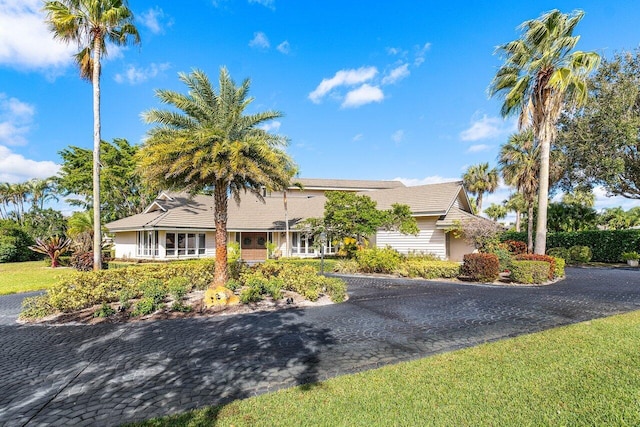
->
(484, 203, 507, 222)
(504, 192, 527, 232)
(44, 0, 140, 271)
(562, 189, 594, 208)
(558, 50, 640, 198)
(489, 9, 600, 254)
(29, 236, 72, 268)
(57, 139, 156, 221)
(462, 163, 499, 213)
(298, 191, 418, 257)
(547, 202, 597, 232)
(28, 178, 58, 211)
(139, 68, 296, 288)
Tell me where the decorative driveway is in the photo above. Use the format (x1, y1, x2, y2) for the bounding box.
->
(1, 267, 639, 426)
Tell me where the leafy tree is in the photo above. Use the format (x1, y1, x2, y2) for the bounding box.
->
(558, 50, 640, 199)
(57, 139, 156, 221)
(462, 163, 499, 213)
(23, 208, 67, 240)
(562, 190, 595, 208)
(139, 68, 296, 287)
(598, 206, 640, 230)
(44, 0, 141, 271)
(484, 203, 507, 222)
(547, 202, 598, 232)
(489, 9, 600, 254)
(298, 191, 418, 256)
(0, 220, 36, 263)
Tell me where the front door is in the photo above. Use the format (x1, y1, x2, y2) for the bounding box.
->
(240, 232, 268, 261)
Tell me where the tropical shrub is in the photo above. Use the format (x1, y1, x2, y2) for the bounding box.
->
(93, 302, 116, 318)
(167, 276, 191, 300)
(133, 297, 160, 316)
(485, 242, 513, 272)
(505, 240, 527, 255)
(569, 245, 592, 263)
(460, 253, 500, 283)
(29, 236, 72, 268)
(333, 259, 359, 274)
(18, 294, 55, 320)
(355, 247, 403, 274)
(510, 260, 550, 284)
(622, 251, 640, 261)
(0, 220, 36, 263)
(515, 254, 556, 280)
(552, 257, 566, 278)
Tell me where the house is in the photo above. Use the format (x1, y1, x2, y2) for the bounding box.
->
(105, 178, 483, 262)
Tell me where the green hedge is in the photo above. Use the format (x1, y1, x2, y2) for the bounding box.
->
(510, 261, 550, 284)
(395, 259, 461, 279)
(501, 230, 640, 263)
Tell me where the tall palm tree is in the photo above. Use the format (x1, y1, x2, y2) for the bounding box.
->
(0, 182, 11, 220)
(44, 0, 140, 270)
(504, 192, 527, 232)
(139, 68, 296, 288)
(499, 130, 539, 251)
(489, 9, 600, 254)
(28, 178, 59, 211)
(462, 162, 499, 213)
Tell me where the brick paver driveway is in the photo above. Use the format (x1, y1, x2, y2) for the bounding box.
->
(1, 267, 639, 426)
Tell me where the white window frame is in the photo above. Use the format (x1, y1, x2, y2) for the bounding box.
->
(137, 230, 159, 257)
(165, 232, 206, 257)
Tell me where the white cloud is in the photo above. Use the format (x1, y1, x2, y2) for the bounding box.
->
(352, 133, 364, 142)
(414, 42, 431, 67)
(259, 121, 281, 132)
(249, 0, 275, 10)
(0, 94, 35, 146)
(460, 114, 515, 141)
(386, 47, 404, 56)
(382, 63, 410, 85)
(395, 176, 460, 187)
(341, 84, 384, 108)
(309, 66, 378, 103)
(466, 144, 491, 153)
(391, 129, 404, 143)
(114, 63, 170, 85)
(277, 40, 290, 54)
(0, 145, 60, 183)
(249, 32, 270, 49)
(0, 0, 76, 71)
(139, 7, 171, 35)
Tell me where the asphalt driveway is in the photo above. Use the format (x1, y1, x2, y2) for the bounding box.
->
(1, 267, 639, 426)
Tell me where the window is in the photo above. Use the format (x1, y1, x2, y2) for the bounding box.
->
(165, 232, 206, 257)
(137, 231, 159, 257)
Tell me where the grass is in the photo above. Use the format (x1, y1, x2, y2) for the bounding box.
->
(0, 261, 74, 295)
(133, 310, 640, 426)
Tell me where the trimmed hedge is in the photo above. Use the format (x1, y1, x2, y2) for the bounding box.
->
(514, 254, 556, 280)
(395, 259, 461, 279)
(510, 260, 550, 284)
(461, 253, 500, 283)
(355, 247, 403, 274)
(502, 230, 640, 263)
(553, 257, 566, 278)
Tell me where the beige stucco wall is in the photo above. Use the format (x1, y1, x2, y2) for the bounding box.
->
(447, 233, 474, 262)
(114, 231, 137, 259)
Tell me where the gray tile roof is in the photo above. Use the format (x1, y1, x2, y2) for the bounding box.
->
(105, 180, 480, 232)
(291, 178, 404, 191)
(359, 181, 465, 214)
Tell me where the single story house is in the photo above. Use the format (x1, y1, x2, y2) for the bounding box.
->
(105, 178, 485, 262)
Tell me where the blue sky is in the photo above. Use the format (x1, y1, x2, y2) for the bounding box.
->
(1, 0, 639, 214)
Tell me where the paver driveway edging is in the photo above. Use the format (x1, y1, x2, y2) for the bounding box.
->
(1, 267, 639, 426)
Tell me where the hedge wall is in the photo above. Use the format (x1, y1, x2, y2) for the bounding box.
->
(501, 230, 640, 263)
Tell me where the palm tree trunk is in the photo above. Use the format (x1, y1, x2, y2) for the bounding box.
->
(527, 203, 534, 253)
(534, 134, 551, 255)
(284, 190, 289, 257)
(92, 37, 102, 271)
(515, 210, 521, 232)
(213, 181, 228, 287)
(476, 192, 484, 213)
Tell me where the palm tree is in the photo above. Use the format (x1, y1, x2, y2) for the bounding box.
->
(44, 0, 140, 270)
(0, 182, 11, 220)
(139, 68, 296, 288)
(489, 9, 600, 254)
(499, 130, 539, 251)
(484, 203, 508, 222)
(504, 192, 527, 232)
(462, 162, 499, 213)
(28, 178, 59, 211)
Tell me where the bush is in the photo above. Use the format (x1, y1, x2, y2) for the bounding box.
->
(546, 247, 570, 261)
(553, 257, 566, 278)
(485, 243, 513, 272)
(171, 301, 193, 312)
(18, 294, 55, 320)
(167, 277, 191, 300)
(93, 302, 116, 318)
(140, 279, 167, 305)
(622, 251, 640, 261)
(510, 261, 550, 284)
(133, 297, 159, 316)
(0, 220, 36, 263)
(355, 247, 403, 274)
(395, 259, 461, 279)
(333, 259, 359, 274)
(460, 253, 500, 283)
(569, 245, 592, 263)
(505, 240, 527, 255)
(323, 277, 347, 303)
(240, 285, 264, 303)
(515, 254, 556, 280)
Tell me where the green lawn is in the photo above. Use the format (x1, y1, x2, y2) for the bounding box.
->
(134, 310, 640, 427)
(0, 261, 74, 295)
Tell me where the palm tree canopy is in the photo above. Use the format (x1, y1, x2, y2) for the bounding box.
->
(489, 9, 600, 133)
(499, 129, 539, 204)
(462, 162, 499, 212)
(139, 68, 296, 201)
(43, 0, 140, 80)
